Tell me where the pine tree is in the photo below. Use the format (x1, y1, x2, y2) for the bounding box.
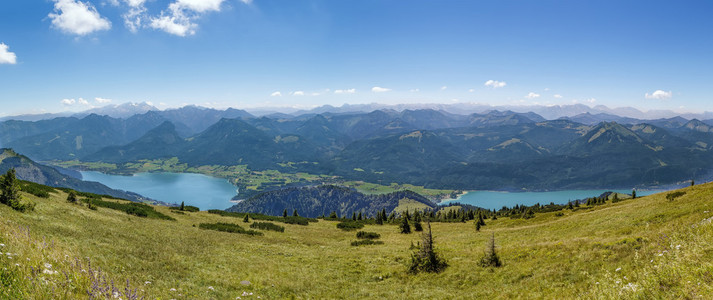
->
(632, 189, 637, 199)
(479, 233, 502, 268)
(66, 191, 78, 203)
(283, 209, 288, 218)
(692, 179, 695, 186)
(180, 201, 185, 211)
(243, 214, 250, 223)
(293, 209, 299, 217)
(329, 211, 338, 219)
(0, 169, 22, 210)
(408, 222, 448, 273)
(352, 212, 357, 221)
(413, 211, 423, 232)
(399, 216, 411, 234)
(357, 211, 362, 221)
(475, 220, 481, 231)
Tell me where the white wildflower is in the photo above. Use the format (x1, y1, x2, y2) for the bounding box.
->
(0, 243, 5, 247)
(44, 263, 52, 269)
(616, 280, 621, 284)
(170, 288, 177, 292)
(615, 267, 621, 272)
(675, 245, 681, 250)
(658, 253, 663, 257)
(42, 269, 58, 275)
(208, 286, 214, 291)
(144, 281, 151, 285)
(113, 291, 120, 298)
(623, 282, 639, 292)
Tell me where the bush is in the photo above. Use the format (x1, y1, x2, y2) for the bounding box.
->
(207, 210, 316, 226)
(351, 240, 384, 246)
(18, 180, 54, 198)
(199, 222, 263, 236)
(356, 231, 380, 239)
(666, 191, 686, 201)
(479, 233, 502, 268)
(250, 222, 285, 232)
(83, 198, 175, 220)
(170, 205, 199, 212)
(337, 221, 365, 231)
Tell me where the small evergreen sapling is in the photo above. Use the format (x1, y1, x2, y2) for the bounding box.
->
(399, 215, 411, 234)
(243, 214, 250, 223)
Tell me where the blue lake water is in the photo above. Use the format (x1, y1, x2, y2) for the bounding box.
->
(439, 189, 663, 210)
(80, 171, 239, 210)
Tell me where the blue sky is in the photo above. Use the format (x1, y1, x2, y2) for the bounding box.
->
(0, 0, 712, 116)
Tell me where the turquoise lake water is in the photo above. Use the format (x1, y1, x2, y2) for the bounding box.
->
(80, 170, 666, 211)
(439, 189, 663, 210)
(80, 171, 239, 210)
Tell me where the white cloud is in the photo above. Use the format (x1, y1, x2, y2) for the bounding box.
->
(270, 91, 282, 97)
(334, 89, 356, 94)
(526, 92, 540, 99)
(61, 99, 76, 106)
(48, 0, 111, 36)
(95, 97, 112, 104)
(149, 0, 244, 36)
(553, 94, 563, 99)
(645, 90, 672, 100)
(484, 80, 506, 88)
(240, 0, 253, 4)
(0, 43, 17, 65)
(440, 86, 447, 90)
(409, 88, 420, 93)
(78, 98, 90, 105)
(372, 86, 391, 93)
(468, 89, 475, 93)
(586, 98, 597, 103)
(291, 91, 305, 96)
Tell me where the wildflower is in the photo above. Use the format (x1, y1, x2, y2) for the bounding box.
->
(595, 282, 599, 285)
(44, 263, 52, 269)
(42, 269, 58, 275)
(14, 263, 20, 267)
(616, 280, 621, 284)
(658, 253, 663, 257)
(113, 291, 120, 298)
(675, 245, 681, 250)
(615, 267, 621, 272)
(0, 243, 5, 247)
(208, 286, 215, 291)
(144, 281, 151, 285)
(170, 288, 177, 292)
(623, 282, 639, 292)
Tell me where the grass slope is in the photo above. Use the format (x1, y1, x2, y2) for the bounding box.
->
(1, 183, 713, 298)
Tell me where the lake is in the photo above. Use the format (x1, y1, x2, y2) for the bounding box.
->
(80, 171, 239, 210)
(439, 189, 663, 210)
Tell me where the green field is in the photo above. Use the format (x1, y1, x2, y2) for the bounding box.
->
(2, 182, 713, 298)
(48, 159, 457, 200)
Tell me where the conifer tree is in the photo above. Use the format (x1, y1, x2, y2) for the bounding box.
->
(357, 211, 362, 221)
(293, 209, 299, 217)
(479, 233, 502, 268)
(0, 169, 22, 210)
(180, 201, 185, 211)
(67, 191, 78, 203)
(399, 216, 411, 234)
(283, 209, 288, 218)
(352, 212, 357, 221)
(632, 189, 637, 199)
(329, 211, 338, 219)
(409, 222, 448, 273)
(413, 211, 423, 232)
(475, 220, 481, 231)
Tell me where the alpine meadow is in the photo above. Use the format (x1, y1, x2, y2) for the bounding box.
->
(2, 1, 713, 299)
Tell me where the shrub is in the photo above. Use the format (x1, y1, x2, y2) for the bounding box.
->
(170, 205, 199, 212)
(18, 180, 54, 198)
(399, 217, 411, 234)
(199, 222, 263, 236)
(356, 231, 380, 239)
(83, 198, 175, 220)
(666, 191, 686, 201)
(206, 210, 316, 226)
(67, 191, 78, 203)
(351, 240, 384, 246)
(337, 221, 365, 231)
(250, 222, 285, 232)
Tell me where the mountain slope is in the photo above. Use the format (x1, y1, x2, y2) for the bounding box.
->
(227, 185, 436, 218)
(84, 121, 187, 163)
(0, 148, 147, 201)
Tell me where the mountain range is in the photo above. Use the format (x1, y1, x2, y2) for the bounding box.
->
(2, 104, 713, 191)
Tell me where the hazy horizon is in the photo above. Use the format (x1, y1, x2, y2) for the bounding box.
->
(1, 1, 712, 117)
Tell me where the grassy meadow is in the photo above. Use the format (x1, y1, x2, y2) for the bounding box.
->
(2, 182, 713, 299)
